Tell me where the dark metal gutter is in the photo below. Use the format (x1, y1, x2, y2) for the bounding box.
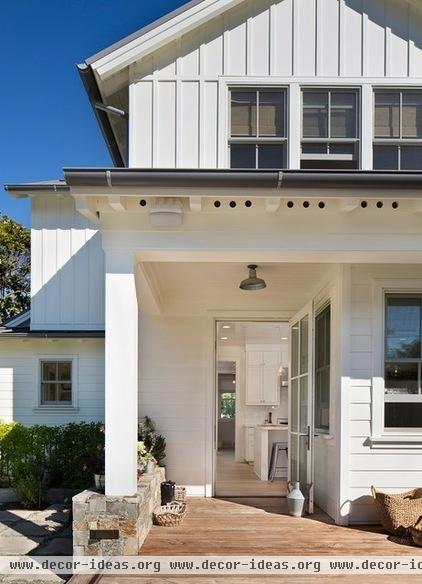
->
(4, 181, 69, 193)
(63, 168, 422, 190)
(0, 329, 105, 339)
(77, 64, 125, 168)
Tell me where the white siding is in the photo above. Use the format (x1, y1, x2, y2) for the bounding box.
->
(31, 197, 105, 330)
(348, 265, 422, 524)
(0, 340, 104, 426)
(130, 0, 422, 168)
(139, 315, 210, 495)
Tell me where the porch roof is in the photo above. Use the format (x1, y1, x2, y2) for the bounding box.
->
(6, 169, 422, 198)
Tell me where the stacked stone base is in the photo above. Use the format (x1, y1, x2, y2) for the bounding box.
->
(72, 467, 165, 556)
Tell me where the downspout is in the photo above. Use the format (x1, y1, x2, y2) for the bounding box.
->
(77, 63, 126, 167)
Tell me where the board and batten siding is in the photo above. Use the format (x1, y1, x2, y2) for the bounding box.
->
(139, 315, 211, 495)
(129, 0, 422, 168)
(31, 196, 105, 330)
(348, 265, 422, 524)
(0, 340, 105, 426)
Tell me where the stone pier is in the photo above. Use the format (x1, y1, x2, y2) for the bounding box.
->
(72, 467, 164, 556)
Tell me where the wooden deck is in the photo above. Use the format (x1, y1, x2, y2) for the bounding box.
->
(215, 450, 287, 497)
(141, 497, 422, 556)
(71, 498, 422, 584)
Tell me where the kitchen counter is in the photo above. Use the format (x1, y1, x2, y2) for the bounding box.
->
(254, 425, 288, 481)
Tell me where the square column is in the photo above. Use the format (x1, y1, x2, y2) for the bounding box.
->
(105, 250, 138, 496)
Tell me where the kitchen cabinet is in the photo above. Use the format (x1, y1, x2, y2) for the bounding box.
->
(245, 349, 281, 405)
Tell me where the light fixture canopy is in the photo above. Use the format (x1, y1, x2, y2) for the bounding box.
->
(239, 264, 267, 291)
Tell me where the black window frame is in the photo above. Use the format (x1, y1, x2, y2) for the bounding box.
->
(40, 360, 73, 406)
(314, 304, 331, 434)
(373, 89, 422, 170)
(384, 294, 422, 431)
(301, 88, 360, 170)
(229, 87, 288, 169)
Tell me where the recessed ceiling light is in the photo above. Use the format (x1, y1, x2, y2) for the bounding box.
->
(281, 337, 288, 341)
(222, 325, 231, 329)
(220, 337, 228, 341)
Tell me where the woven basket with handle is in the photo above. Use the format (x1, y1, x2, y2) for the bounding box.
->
(371, 486, 422, 536)
(153, 502, 187, 527)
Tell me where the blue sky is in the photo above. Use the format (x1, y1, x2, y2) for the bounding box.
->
(0, 0, 187, 226)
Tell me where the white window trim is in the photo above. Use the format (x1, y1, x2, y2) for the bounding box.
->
(34, 354, 79, 411)
(371, 278, 422, 446)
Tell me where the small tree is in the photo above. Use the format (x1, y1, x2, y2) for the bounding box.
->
(0, 215, 30, 324)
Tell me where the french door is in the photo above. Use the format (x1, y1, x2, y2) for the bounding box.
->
(289, 303, 314, 514)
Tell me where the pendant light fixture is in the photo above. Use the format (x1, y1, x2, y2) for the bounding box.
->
(239, 265, 267, 291)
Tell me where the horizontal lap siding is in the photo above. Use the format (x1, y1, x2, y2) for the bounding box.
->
(0, 340, 104, 425)
(130, 0, 422, 168)
(348, 266, 422, 523)
(139, 315, 209, 495)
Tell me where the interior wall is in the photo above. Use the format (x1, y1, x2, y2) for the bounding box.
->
(218, 334, 289, 463)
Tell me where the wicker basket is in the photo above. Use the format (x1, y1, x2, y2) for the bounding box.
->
(153, 502, 187, 527)
(175, 486, 186, 502)
(410, 519, 422, 547)
(371, 486, 422, 536)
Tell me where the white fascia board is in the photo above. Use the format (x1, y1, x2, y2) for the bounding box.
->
(91, 0, 244, 80)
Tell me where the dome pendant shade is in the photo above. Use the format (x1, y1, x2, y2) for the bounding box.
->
(239, 265, 267, 291)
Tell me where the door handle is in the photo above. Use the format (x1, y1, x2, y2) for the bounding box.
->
(306, 425, 311, 451)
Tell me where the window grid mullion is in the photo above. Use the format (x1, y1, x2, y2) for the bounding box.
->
(327, 90, 331, 140)
(399, 90, 403, 140)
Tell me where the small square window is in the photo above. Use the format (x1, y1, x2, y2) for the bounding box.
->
(40, 360, 73, 405)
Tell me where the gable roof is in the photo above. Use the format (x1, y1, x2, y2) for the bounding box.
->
(85, 0, 243, 79)
(86, 0, 205, 65)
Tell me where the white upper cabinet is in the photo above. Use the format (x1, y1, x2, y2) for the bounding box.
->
(246, 349, 281, 406)
(128, 0, 422, 170)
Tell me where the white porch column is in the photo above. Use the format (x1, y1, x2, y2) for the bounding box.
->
(104, 250, 138, 496)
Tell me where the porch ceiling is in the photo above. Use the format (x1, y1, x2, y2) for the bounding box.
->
(138, 262, 333, 316)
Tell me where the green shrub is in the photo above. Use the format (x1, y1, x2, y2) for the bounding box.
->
(15, 472, 45, 509)
(0, 421, 105, 506)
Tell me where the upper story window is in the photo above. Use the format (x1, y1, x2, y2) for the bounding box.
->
(301, 89, 359, 170)
(40, 360, 73, 406)
(373, 90, 422, 170)
(229, 88, 287, 169)
(384, 295, 422, 430)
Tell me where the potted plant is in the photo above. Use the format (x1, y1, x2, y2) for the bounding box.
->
(137, 441, 156, 475)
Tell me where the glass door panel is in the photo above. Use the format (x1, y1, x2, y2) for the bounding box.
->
(289, 305, 314, 514)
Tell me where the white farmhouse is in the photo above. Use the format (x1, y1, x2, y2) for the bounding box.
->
(4, 0, 422, 528)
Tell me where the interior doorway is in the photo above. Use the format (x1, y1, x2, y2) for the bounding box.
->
(214, 321, 289, 497)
